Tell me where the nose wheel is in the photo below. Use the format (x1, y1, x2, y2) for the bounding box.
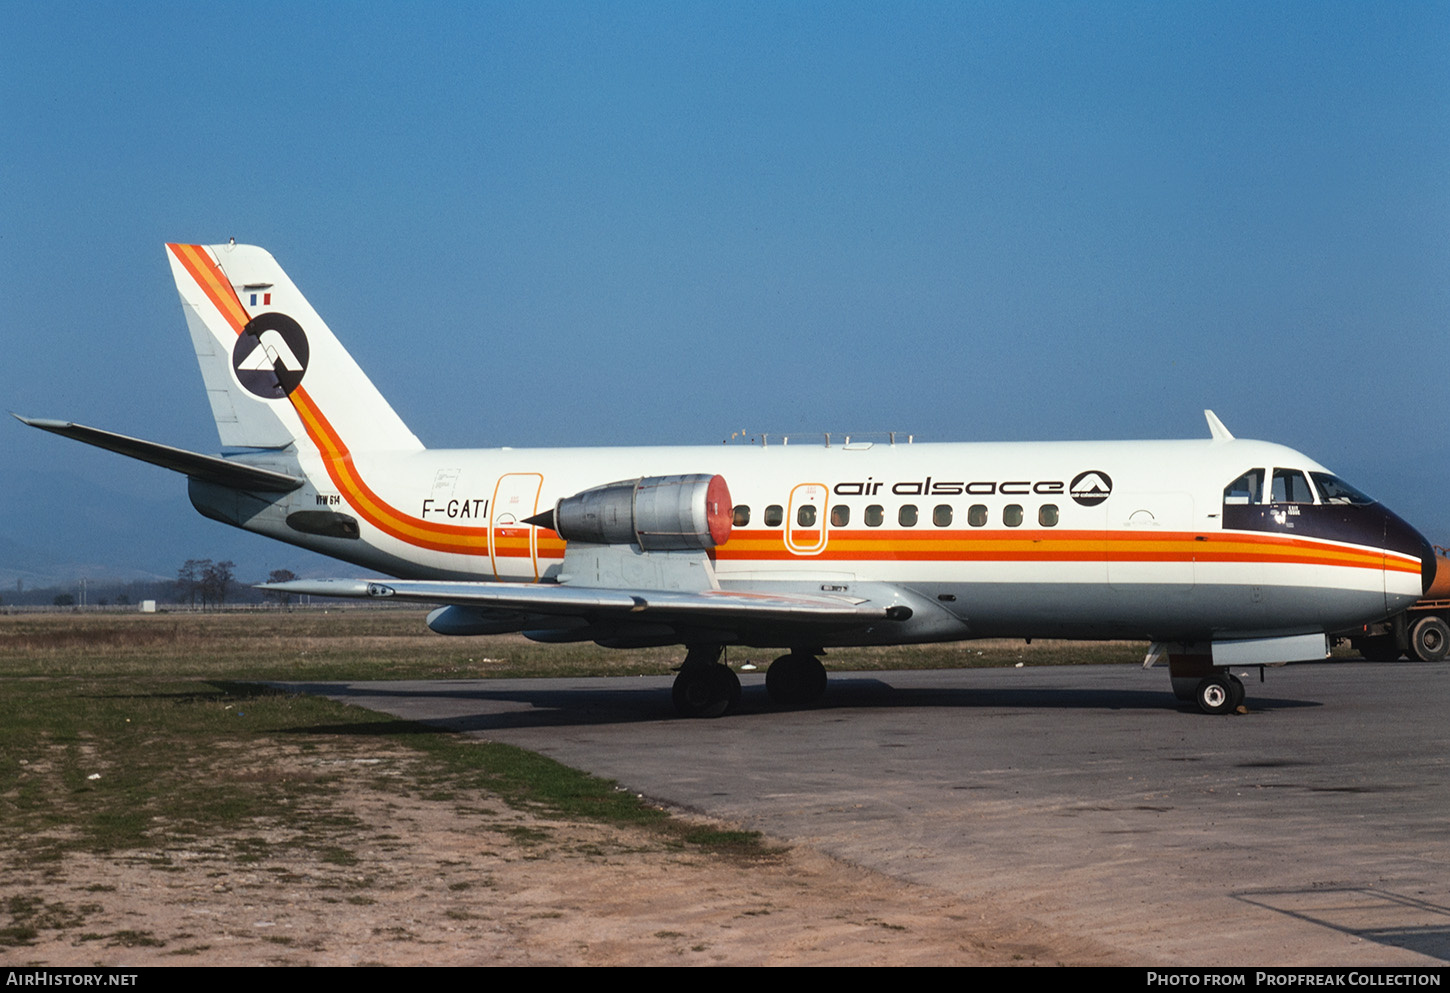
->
(1195, 673, 1246, 715)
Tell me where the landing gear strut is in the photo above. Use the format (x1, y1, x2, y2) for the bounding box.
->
(671, 644, 740, 718)
(765, 651, 827, 706)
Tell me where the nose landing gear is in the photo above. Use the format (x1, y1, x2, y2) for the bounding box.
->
(1194, 672, 1246, 715)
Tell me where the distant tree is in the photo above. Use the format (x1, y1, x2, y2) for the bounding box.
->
(265, 569, 299, 605)
(177, 559, 209, 607)
(115, 593, 130, 606)
(53, 593, 75, 607)
(201, 560, 235, 608)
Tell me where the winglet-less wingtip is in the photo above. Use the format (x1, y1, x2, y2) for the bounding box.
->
(16, 414, 305, 492)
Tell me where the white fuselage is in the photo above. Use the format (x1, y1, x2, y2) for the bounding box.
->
(199, 433, 1425, 647)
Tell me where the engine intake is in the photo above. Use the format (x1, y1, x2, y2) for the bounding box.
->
(539, 474, 732, 551)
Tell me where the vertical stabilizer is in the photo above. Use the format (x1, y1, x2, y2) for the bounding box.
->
(167, 243, 423, 455)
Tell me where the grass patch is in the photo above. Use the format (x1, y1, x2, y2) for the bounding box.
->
(1, 895, 94, 946)
(0, 609, 1143, 899)
(106, 930, 165, 948)
(0, 609, 1145, 682)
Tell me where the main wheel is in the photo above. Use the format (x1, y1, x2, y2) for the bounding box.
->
(672, 663, 740, 718)
(765, 653, 828, 706)
(1195, 674, 1237, 715)
(1410, 616, 1450, 663)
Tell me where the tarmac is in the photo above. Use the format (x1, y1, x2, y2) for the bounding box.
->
(283, 659, 1450, 966)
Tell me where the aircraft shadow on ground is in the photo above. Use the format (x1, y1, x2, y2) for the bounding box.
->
(273, 676, 1321, 734)
(1235, 887, 1450, 963)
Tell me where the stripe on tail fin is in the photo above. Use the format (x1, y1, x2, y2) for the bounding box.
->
(166, 243, 423, 455)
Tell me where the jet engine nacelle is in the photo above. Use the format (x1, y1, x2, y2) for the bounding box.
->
(550, 474, 732, 551)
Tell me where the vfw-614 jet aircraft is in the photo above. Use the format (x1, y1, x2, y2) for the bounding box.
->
(20, 243, 1435, 716)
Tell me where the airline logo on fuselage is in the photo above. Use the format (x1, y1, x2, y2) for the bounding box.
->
(234, 313, 309, 399)
(831, 472, 1112, 502)
(1069, 471, 1113, 506)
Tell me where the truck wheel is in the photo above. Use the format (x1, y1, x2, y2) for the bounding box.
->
(1410, 616, 1450, 663)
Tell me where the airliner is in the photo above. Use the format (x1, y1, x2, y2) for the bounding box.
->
(19, 243, 1435, 717)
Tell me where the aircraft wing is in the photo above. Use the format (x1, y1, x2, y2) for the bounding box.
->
(14, 415, 304, 492)
(259, 578, 912, 625)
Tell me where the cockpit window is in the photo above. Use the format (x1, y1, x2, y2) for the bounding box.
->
(1311, 473, 1375, 506)
(1224, 469, 1265, 505)
(1271, 468, 1315, 504)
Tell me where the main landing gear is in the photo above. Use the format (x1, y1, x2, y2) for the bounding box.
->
(671, 645, 741, 718)
(765, 651, 827, 706)
(670, 646, 829, 717)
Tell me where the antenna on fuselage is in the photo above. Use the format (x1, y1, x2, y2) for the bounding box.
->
(1204, 409, 1234, 441)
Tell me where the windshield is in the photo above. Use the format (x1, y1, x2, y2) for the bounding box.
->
(1310, 473, 1375, 506)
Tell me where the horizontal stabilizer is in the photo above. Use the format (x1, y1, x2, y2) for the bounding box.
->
(14, 415, 304, 493)
(259, 578, 913, 625)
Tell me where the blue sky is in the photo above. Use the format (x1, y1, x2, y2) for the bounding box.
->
(3, 2, 1448, 580)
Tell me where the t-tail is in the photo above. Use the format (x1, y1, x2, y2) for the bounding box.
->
(166, 243, 423, 456)
(16, 243, 425, 563)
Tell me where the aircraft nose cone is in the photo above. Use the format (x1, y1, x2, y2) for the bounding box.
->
(1375, 507, 1436, 597)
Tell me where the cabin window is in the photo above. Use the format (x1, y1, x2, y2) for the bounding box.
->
(1224, 469, 1265, 506)
(1039, 504, 1059, 526)
(1271, 468, 1315, 504)
(968, 504, 988, 527)
(933, 504, 953, 527)
(830, 504, 850, 527)
(899, 504, 919, 527)
(1003, 504, 1023, 527)
(764, 504, 783, 527)
(864, 504, 884, 527)
(1311, 473, 1374, 506)
(797, 504, 817, 527)
(732, 505, 750, 527)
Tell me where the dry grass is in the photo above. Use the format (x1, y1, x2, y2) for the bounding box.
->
(0, 607, 1146, 681)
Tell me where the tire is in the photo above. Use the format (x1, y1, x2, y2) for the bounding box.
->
(1227, 673, 1246, 710)
(722, 663, 742, 712)
(766, 653, 828, 706)
(672, 664, 737, 718)
(1195, 675, 1237, 715)
(1410, 616, 1450, 663)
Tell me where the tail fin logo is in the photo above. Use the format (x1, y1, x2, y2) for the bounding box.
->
(233, 313, 310, 399)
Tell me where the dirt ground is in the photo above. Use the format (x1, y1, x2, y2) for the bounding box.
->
(1, 742, 1125, 967)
